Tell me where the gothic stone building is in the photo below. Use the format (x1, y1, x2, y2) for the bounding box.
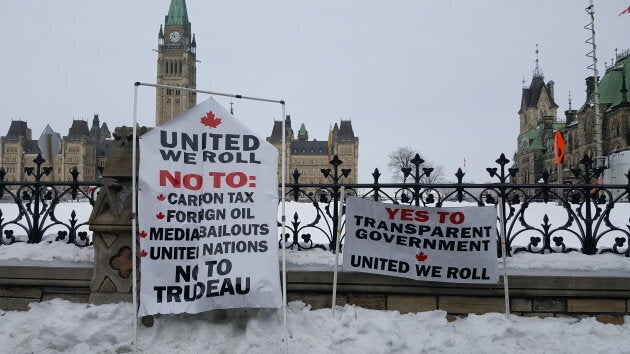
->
(0, 0, 192, 182)
(0, 116, 112, 182)
(513, 50, 629, 184)
(266, 116, 359, 185)
(155, 0, 197, 126)
(2, 0, 360, 185)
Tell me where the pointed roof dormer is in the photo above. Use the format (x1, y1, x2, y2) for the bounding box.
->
(92, 113, 100, 127)
(166, 0, 189, 25)
(267, 115, 294, 142)
(90, 114, 101, 138)
(4, 120, 31, 140)
(298, 123, 308, 141)
(66, 120, 91, 140)
(339, 120, 355, 140)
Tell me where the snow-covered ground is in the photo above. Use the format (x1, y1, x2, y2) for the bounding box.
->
(2, 202, 630, 353)
(1, 299, 629, 353)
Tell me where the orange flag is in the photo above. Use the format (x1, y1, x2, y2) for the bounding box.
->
(554, 131, 566, 164)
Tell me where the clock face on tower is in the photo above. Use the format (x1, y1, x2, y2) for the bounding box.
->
(169, 31, 181, 43)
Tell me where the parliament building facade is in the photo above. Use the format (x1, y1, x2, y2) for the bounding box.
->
(266, 117, 359, 185)
(513, 50, 629, 184)
(1, 0, 359, 184)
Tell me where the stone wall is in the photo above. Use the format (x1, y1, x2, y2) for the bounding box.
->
(1, 264, 628, 324)
(285, 270, 629, 324)
(0, 262, 92, 311)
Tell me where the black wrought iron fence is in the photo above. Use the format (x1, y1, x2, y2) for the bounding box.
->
(280, 154, 630, 257)
(2, 152, 629, 257)
(0, 154, 102, 247)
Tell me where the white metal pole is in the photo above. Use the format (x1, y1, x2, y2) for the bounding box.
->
(498, 196, 510, 317)
(331, 186, 344, 314)
(135, 82, 284, 104)
(131, 84, 139, 351)
(280, 103, 289, 353)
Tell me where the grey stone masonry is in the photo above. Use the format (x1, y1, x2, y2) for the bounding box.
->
(88, 126, 149, 305)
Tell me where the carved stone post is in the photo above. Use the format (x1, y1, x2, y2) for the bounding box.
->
(88, 126, 148, 304)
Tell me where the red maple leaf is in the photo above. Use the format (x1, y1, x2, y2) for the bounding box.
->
(140, 249, 148, 258)
(156, 212, 165, 220)
(139, 231, 147, 238)
(157, 194, 165, 201)
(200, 111, 222, 128)
(415, 251, 428, 262)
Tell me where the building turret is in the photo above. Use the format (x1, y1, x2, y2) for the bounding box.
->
(298, 123, 308, 141)
(90, 114, 101, 139)
(156, 0, 197, 126)
(100, 122, 111, 140)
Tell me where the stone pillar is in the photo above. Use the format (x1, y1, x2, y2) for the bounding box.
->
(88, 126, 148, 304)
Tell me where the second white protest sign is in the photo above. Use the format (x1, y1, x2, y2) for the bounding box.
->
(343, 197, 499, 284)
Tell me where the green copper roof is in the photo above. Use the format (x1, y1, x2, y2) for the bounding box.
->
(524, 127, 545, 149)
(298, 123, 308, 135)
(595, 54, 629, 106)
(517, 121, 566, 156)
(166, 0, 189, 25)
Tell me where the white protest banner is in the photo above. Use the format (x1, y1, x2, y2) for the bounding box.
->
(343, 197, 499, 284)
(138, 97, 281, 316)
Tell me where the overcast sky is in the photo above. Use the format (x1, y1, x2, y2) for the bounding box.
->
(1, 1, 628, 182)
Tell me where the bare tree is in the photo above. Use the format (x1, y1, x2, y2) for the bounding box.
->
(423, 164, 444, 184)
(388, 147, 416, 182)
(388, 146, 444, 183)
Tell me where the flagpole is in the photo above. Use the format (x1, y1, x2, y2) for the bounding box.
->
(131, 83, 139, 352)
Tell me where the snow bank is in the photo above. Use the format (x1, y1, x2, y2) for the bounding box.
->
(1, 300, 629, 353)
(0, 239, 93, 262)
